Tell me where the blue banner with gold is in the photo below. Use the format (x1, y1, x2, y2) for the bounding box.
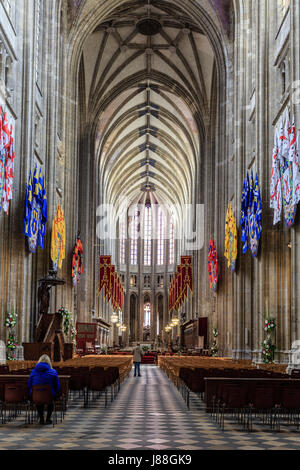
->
(23, 166, 48, 253)
(240, 170, 262, 258)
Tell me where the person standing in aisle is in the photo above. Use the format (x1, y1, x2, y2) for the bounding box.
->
(133, 343, 143, 377)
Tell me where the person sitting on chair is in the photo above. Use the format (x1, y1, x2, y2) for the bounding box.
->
(28, 354, 61, 425)
(133, 343, 143, 377)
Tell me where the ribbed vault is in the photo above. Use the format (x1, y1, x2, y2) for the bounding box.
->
(79, 0, 216, 229)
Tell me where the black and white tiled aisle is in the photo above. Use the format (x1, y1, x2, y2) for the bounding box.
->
(0, 366, 299, 450)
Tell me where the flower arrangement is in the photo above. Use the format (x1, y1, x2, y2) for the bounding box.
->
(211, 341, 218, 357)
(6, 334, 18, 361)
(5, 308, 18, 361)
(4, 309, 18, 328)
(264, 318, 276, 333)
(213, 327, 219, 338)
(70, 322, 77, 346)
(262, 314, 276, 364)
(262, 338, 276, 364)
(58, 307, 72, 336)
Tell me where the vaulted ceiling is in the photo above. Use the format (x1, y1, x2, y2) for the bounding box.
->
(79, 0, 216, 225)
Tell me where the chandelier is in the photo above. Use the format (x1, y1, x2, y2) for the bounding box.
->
(110, 312, 119, 324)
(171, 317, 180, 327)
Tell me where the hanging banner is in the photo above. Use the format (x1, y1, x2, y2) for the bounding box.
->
(113, 272, 118, 311)
(181, 255, 193, 295)
(109, 265, 116, 305)
(0, 108, 15, 215)
(224, 202, 238, 271)
(168, 278, 174, 312)
(50, 204, 65, 270)
(208, 237, 218, 292)
(120, 283, 124, 310)
(23, 170, 32, 238)
(173, 272, 178, 310)
(29, 167, 42, 253)
(241, 169, 262, 258)
(72, 235, 83, 286)
(99, 256, 123, 310)
(171, 278, 175, 311)
(23, 166, 48, 253)
(177, 265, 183, 307)
(270, 109, 300, 227)
(99, 255, 111, 295)
(168, 256, 193, 311)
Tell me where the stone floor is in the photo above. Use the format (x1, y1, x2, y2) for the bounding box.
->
(0, 366, 299, 450)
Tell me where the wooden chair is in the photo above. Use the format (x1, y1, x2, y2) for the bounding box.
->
(3, 383, 31, 424)
(31, 384, 65, 426)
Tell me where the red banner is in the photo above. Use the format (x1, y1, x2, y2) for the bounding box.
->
(120, 283, 123, 310)
(175, 271, 179, 309)
(178, 264, 184, 306)
(99, 256, 111, 296)
(99, 256, 124, 311)
(181, 255, 193, 296)
(115, 273, 119, 311)
(168, 256, 193, 311)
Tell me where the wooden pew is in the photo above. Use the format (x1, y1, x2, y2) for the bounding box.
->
(204, 377, 300, 412)
(0, 375, 70, 403)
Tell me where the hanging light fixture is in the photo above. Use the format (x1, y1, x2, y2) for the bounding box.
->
(121, 325, 127, 332)
(110, 312, 119, 324)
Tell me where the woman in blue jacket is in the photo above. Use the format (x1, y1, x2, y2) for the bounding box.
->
(28, 354, 61, 425)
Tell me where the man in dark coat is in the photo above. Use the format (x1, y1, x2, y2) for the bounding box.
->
(28, 354, 61, 424)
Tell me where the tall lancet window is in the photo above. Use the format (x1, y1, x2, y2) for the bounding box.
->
(144, 303, 151, 327)
(157, 206, 165, 265)
(130, 209, 139, 265)
(119, 218, 126, 265)
(169, 222, 175, 265)
(144, 204, 152, 266)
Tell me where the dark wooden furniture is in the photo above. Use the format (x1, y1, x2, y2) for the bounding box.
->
(0, 375, 70, 403)
(76, 323, 97, 355)
(22, 272, 73, 362)
(179, 318, 208, 351)
(204, 377, 300, 412)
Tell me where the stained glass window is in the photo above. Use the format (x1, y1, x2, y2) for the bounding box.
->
(119, 219, 126, 264)
(144, 303, 151, 327)
(157, 207, 165, 265)
(144, 205, 152, 265)
(169, 222, 175, 264)
(130, 209, 139, 265)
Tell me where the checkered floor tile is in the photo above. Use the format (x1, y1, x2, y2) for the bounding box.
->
(0, 366, 299, 449)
